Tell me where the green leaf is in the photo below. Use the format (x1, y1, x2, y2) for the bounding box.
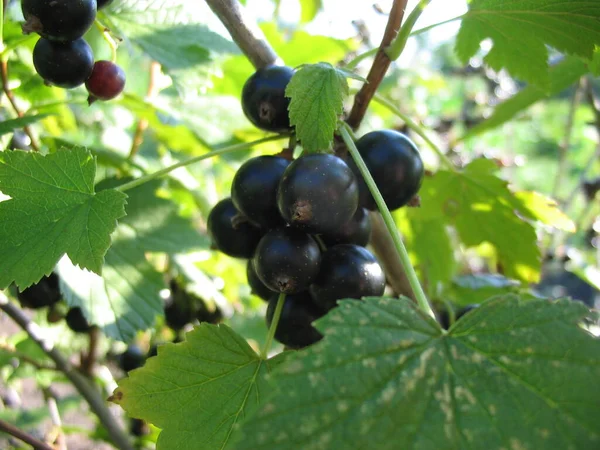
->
(417, 160, 541, 282)
(286, 63, 349, 152)
(0, 149, 127, 290)
(455, 0, 600, 87)
(56, 179, 207, 342)
(234, 296, 600, 450)
(445, 274, 522, 306)
(111, 324, 286, 449)
(591, 47, 600, 75)
(459, 56, 588, 140)
(0, 114, 51, 137)
(300, 0, 322, 23)
(511, 191, 575, 232)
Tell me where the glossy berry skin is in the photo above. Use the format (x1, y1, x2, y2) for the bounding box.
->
(16, 273, 61, 309)
(207, 198, 264, 259)
(21, 0, 97, 42)
(253, 228, 321, 294)
(348, 130, 424, 211)
(118, 345, 146, 373)
(438, 304, 480, 330)
(321, 207, 371, 247)
(266, 292, 325, 349)
(85, 61, 126, 103)
(33, 38, 94, 89)
(277, 154, 359, 235)
(232, 155, 290, 229)
(65, 307, 92, 333)
(246, 259, 276, 301)
(241, 65, 294, 132)
(310, 245, 385, 312)
(97, 0, 114, 9)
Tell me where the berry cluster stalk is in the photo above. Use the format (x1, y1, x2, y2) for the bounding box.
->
(339, 124, 435, 318)
(261, 293, 286, 359)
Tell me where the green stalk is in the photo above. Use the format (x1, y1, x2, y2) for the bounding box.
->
(385, 0, 432, 61)
(339, 123, 435, 318)
(372, 92, 457, 172)
(0, 0, 4, 52)
(409, 14, 464, 37)
(115, 134, 286, 193)
(261, 293, 285, 359)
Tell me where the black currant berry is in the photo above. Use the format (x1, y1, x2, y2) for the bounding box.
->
(21, 0, 97, 42)
(232, 155, 290, 229)
(207, 198, 264, 259)
(85, 60, 126, 104)
(16, 273, 61, 309)
(438, 304, 480, 329)
(33, 38, 94, 89)
(246, 259, 276, 301)
(253, 228, 321, 294)
(196, 300, 222, 325)
(277, 153, 359, 235)
(65, 307, 92, 333)
(347, 130, 424, 211)
(130, 418, 150, 437)
(321, 207, 371, 247)
(241, 65, 294, 132)
(266, 292, 324, 349)
(310, 245, 385, 312)
(118, 345, 146, 373)
(97, 0, 114, 10)
(164, 280, 195, 331)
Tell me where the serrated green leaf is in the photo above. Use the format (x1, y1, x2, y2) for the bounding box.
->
(459, 56, 587, 141)
(112, 324, 286, 450)
(417, 160, 541, 282)
(0, 149, 127, 289)
(512, 191, 575, 232)
(455, 0, 600, 87)
(234, 296, 600, 450)
(0, 114, 51, 137)
(286, 63, 349, 152)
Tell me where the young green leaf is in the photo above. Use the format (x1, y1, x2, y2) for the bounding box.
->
(455, 0, 600, 88)
(417, 160, 541, 283)
(111, 324, 286, 450)
(0, 149, 127, 290)
(286, 62, 350, 152)
(234, 296, 600, 450)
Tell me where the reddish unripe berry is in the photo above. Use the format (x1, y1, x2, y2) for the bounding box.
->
(85, 60, 126, 104)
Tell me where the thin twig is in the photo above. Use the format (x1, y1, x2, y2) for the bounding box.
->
(0, 418, 54, 450)
(42, 387, 66, 450)
(80, 326, 100, 376)
(0, 295, 134, 450)
(129, 61, 161, 159)
(204, 0, 280, 69)
(346, 0, 409, 129)
(1, 59, 41, 151)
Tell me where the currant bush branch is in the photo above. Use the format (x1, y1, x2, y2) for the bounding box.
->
(339, 123, 435, 318)
(0, 418, 54, 450)
(0, 293, 135, 450)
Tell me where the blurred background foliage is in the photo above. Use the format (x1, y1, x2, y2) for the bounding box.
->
(1, 0, 599, 447)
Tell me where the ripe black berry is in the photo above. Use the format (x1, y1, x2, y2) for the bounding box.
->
(348, 130, 424, 211)
(130, 418, 150, 437)
(164, 280, 194, 331)
(118, 345, 146, 373)
(321, 207, 371, 247)
(253, 228, 321, 294)
(65, 307, 92, 333)
(310, 245, 385, 312)
(277, 153, 358, 235)
(232, 155, 290, 229)
(438, 304, 480, 329)
(97, 0, 114, 10)
(33, 38, 94, 89)
(85, 61, 126, 103)
(16, 273, 61, 309)
(266, 292, 324, 349)
(246, 259, 275, 301)
(207, 198, 264, 259)
(241, 65, 294, 132)
(21, 0, 97, 42)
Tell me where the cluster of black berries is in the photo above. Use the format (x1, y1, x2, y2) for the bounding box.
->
(21, 0, 125, 103)
(163, 279, 223, 334)
(15, 273, 93, 333)
(207, 65, 425, 349)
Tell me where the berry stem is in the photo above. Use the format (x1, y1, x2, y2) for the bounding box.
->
(116, 134, 287, 193)
(0, 0, 4, 52)
(385, 0, 432, 61)
(94, 20, 118, 62)
(261, 293, 285, 359)
(339, 123, 435, 318)
(372, 92, 457, 172)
